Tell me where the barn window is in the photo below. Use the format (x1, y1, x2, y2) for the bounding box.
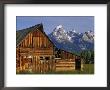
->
(40, 56, 44, 60)
(45, 57, 50, 60)
(41, 44, 44, 48)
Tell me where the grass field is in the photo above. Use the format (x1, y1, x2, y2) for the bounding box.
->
(45, 64, 94, 74)
(17, 64, 94, 74)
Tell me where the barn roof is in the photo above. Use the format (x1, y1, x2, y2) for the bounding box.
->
(16, 24, 41, 46)
(16, 23, 55, 47)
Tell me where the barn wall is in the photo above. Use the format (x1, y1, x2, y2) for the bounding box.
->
(16, 29, 55, 73)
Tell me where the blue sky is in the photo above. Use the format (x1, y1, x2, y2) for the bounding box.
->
(16, 16, 94, 34)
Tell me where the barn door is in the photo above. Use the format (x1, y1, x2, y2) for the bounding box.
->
(75, 57, 81, 70)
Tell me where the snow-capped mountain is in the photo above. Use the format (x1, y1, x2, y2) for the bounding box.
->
(52, 25, 72, 43)
(82, 31, 94, 43)
(48, 25, 94, 53)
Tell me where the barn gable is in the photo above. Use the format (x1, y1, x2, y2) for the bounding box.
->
(16, 23, 55, 48)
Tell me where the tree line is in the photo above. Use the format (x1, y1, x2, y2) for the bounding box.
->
(80, 50, 94, 64)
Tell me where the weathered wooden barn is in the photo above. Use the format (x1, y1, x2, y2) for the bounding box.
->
(16, 24, 83, 73)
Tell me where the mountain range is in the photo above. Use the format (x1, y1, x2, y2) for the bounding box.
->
(48, 25, 94, 53)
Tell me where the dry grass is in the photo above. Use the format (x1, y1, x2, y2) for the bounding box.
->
(17, 64, 94, 74)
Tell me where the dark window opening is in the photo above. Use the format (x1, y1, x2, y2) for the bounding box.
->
(40, 57, 44, 60)
(45, 57, 50, 60)
(75, 57, 81, 70)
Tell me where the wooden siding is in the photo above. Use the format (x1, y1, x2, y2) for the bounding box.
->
(16, 29, 55, 73)
(18, 30, 53, 49)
